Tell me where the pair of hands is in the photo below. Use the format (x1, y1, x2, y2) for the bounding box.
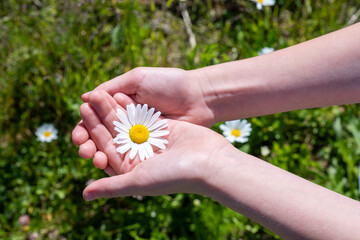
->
(72, 67, 233, 200)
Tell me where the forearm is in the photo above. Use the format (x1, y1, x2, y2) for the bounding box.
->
(193, 23, 360, 122)
(204, 146, 360, 239)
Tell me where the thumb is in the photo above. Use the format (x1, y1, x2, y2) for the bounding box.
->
(82, 68, 143, 102)
(83, 172, 141, 201)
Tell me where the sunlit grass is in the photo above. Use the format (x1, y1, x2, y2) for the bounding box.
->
(0, 0, 359, 239)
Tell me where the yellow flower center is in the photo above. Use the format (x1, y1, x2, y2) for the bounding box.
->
(231, 129, 241, 137)
(257, 0, 263, 3)
(44, 131, 51, 138)
(129, 124, 149, 144)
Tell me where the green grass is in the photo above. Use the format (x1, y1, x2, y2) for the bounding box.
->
(0, 0, 359, 239)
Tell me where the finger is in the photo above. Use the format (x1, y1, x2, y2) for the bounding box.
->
(83, 172, 141, 201)
(79, 139, 97, 159)
(80, 103, 123, 174)
(72, 121, 89, 145)
(83, 159, 180, 201)
(93, 151, 108, 169)
(104, 166, 117, 176)
(82, 69, 142, 101)
(113, 92, 137, 107)
(84, 94, 145, 174)
(88, 90, 124, 137)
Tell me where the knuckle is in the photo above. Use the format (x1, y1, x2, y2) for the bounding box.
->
(130, 67, 148, 82)
(71, 128, 80, 144)
(88, 90, 104, 104)
(79, 103, 91, 117)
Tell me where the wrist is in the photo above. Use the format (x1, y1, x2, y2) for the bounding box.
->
(199, 143, 246, 197)
(189, 60, 267, 123)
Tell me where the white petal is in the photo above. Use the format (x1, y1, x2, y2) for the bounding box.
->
(139, 104, 148, 125)
(222, 130, 231, 137)
(114, 133, 130, 141)
(143, 107, 155, 126)
(238, 120, 246, 129)
(127, 104, 136, 126)
(227, 135, 236, 143)
(116, 109, 132, 129)
(113, 121, 129, 133)
(148, 119, 168, 132)
(146, 111, 161, 128)
(150, 130, 169, 138)
(257, 3, 262, 9)
(263, 0, 275, 6)
(113, 137, 131, 145)
(236, 137, 249, 143)
(116, 141, 133, 154)
(138, 144, 145, 161)
(153, 137, 168, 145)
(140, 144, 150, 160)
(148, 138, 166, 150)
(129, 144, 138, 159)
(228, 120, 238, 129)
(143, 142, 154, 158)
(135, 104, 142, 124)
(219, 124, 228, 131)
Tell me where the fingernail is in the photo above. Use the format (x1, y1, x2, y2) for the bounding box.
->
(83, 192, 95, 201)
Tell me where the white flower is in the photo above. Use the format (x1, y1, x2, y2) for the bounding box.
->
(252, 0, 275, 10)
(261, 146, 270, 156)
(35, 123, 58, 142)
(132, 195, 144, 201)
(220, 120, 252, 143)
(113, 103, 169, 161)
(258, 47, 274, 55)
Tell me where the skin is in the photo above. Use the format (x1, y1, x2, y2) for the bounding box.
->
(81, 91, 360, 240)
(73, 23, 360, 239)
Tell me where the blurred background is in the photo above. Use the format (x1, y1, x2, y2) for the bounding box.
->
(1, 0, 359, 239)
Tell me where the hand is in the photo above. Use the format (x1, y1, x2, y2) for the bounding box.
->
(79, 91, 231, 200)
(76, 89, 230, 177)
(72, 67, 215, 161)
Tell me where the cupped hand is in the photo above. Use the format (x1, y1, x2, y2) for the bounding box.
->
(76, 89, 229, 178)
(72, 67, 215, 161)
(83, 113, 231, 201)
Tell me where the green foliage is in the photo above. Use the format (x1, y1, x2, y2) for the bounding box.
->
(0, 0, 359, 239)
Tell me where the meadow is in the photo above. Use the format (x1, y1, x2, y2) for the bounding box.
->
(0, 0, 359, 239)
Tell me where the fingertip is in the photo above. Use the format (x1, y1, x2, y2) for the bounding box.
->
(82, 92, 91, 102)
(83, 188, 96, 201)
(72, 122, 90, 145)
(104, 165, 117, 176)
(79, 103, 91, 117)
(113, 93, 136, 108)
(79, 139, 97, 159)
(83, 174, 138, 200)
(93, 151, 108, 169)
(88, 90, 104, 105)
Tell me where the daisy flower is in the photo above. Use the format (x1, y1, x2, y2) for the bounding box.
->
(220, 120, 252, 143)
(251, 0, 275, 10)
(35, 123, 58, 142)
(258, 47, 274, 56)
(113, 103, 169, 161)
